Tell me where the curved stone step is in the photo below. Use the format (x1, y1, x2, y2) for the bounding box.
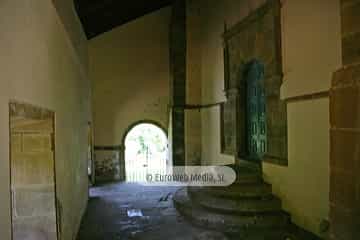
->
(226, 225, 322, 240)
(227, 164, 263, 184)
(173, 188, 290, 234)
(235, 172, 263, 184)
(190, 182, 272, 199)
(189, 188, 282, 213)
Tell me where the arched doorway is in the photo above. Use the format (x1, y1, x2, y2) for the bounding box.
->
(124, 122, 168, 182)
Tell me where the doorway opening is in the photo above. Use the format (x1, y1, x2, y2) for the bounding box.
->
(124, 122, 168, 182)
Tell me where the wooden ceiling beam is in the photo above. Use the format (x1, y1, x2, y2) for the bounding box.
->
(75, 0, 173, 39)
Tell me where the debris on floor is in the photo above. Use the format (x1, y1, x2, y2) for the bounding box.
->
(127, 209, 144, 217)
(159, 192, 172, 202)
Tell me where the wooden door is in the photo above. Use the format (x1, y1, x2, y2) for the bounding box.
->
(245, 61, 267, 161)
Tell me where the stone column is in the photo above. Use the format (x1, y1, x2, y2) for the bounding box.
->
(185, 0, 202, 166)
(330, 1, 360, 239)
(169, 0, 186, 166)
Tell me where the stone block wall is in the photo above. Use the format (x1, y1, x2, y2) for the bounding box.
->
(330, 66, 360, 240)
(330, 1, 360, 239)
(341, 0, 360, 66)
(10, 103, 58, 240)
(185, 0, 202, 166)
(169, 0, 187, 166)
(222, 0, 287, 166)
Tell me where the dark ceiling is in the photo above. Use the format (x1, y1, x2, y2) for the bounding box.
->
(74, 0, 173, 39)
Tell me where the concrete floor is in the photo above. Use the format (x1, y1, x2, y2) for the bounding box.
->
(77, 182, 229, 240)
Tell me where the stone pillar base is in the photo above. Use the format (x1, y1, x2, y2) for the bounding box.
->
(330, 63, 360, 240)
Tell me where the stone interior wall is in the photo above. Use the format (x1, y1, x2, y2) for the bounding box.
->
(330, 1, 360, 239)
(222, 0, 286, 165)
(185, 0, 202, 166)
(221, 98, 237, 155)
(0, 1, 91, 239)
(169, 0, 187, 166)
(51, 0, 89, 70)
(186, 0, 341, 237)
(89, 7, 171, 181)
(10, 103, 57, 240)
(330, 65, 360, 240)
(167, 112, 174, 168)
(340, 0, 360, 66)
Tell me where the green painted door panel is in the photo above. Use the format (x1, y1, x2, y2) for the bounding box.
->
(245, 60, 266, 161)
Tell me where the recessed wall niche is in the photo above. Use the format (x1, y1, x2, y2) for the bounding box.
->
(9, 101, 58, 240)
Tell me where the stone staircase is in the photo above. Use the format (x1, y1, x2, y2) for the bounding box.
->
(173, 166, 321, 239)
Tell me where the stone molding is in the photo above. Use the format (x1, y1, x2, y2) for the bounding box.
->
(221, 0, 288, 166)
(330, 63, 360, 240)
(94, 145, 123, 151)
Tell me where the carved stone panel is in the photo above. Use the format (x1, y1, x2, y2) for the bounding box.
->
(221, 0, 288, 165)
(221, 96, 236, 155)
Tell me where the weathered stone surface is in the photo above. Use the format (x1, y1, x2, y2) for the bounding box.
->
(330, 82, 360, 129)
(341, 1, 360, 36)
(185, 109, 202, 165)
(332, 64, 360, 86)
(12, 152, 54, 185)
(342, 32, 360, 66)
(341, 0, 360, 7)
(196, 183, 272, 199)
(94, 149, 121, 183)
(232, 166, 263, 184)
(77, 183, 229, 240)
(185, 5, 202, 165)
(11, 133, 22, 153)
(22, 133, 52, 152)
(330, 169, 358, 210)
(11, 119, 53, 133)
(330, 62, 360, 240)
(174, 167, 288, 236)
(13, 216, 57, 240)
(10, 102, 58, 240)
(221, 97, 237, 155)
(76, 183, 320, 240)
(174, 187, 290, 233)
(14, 228, 48, 240)
(266, 137, 287, 162)
(330, 130, 360, 172)
(330, 205, 360, 240)
(9, 102, 54, 121)
(169, 0, 186, 166)
(190, 189, 282, 213)
(174, 163, 321, 239)
(222, 0, 287, 165)
(14, 185, 56, 217)
(194, 231, 228, 240)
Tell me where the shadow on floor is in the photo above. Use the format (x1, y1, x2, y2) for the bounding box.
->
(77, 182, 229, 240)
(76, 182, 321, 240)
